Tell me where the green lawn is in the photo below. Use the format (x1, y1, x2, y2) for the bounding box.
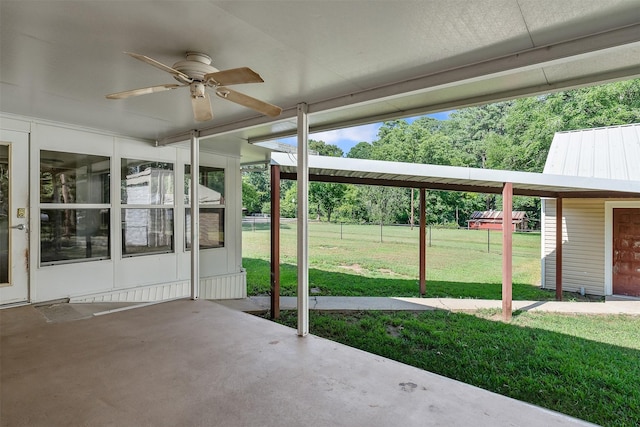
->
(243, 222, 586, 300)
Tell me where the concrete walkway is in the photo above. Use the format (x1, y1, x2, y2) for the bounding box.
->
(215, 295, 640, 315)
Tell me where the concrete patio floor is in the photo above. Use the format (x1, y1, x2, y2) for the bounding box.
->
(1, 299, 595, 426)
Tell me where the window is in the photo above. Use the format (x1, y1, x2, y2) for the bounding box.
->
(184, 165, 225, 249)
(121, 159, 174, 256)
(39, 150, 110, 265)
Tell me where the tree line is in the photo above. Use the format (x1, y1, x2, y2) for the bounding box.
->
(243, 79, 640, 228)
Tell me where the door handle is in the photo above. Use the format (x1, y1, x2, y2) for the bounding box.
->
(10, 224, 26, 231)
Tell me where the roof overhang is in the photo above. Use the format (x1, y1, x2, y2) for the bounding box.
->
(271, 153, 640, 199)
(2, 1, 640, 160)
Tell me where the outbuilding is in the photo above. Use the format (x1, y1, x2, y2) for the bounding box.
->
(541, 123, 640, 298)
(468, 211, 529, 231)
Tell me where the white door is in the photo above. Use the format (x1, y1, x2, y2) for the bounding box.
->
(0, 130, 29, 304)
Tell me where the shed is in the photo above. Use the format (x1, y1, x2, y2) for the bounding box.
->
(467, 210, 528, 231)
(541, 123, 640, 297)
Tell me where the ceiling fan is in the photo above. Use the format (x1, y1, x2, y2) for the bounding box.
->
(106, 51, 282, 122)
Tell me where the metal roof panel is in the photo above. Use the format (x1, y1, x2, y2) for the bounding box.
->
(273, 152, 640, 197)
(545, 123, 640, 181)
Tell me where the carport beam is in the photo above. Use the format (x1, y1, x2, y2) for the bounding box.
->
(419, 188, 426, 296)
(270, 164, 281, 319)
(502, 182, 513, 321)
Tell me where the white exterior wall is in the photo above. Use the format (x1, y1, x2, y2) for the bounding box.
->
(3, 114, 245, 303)
(542, 198, 640, 296)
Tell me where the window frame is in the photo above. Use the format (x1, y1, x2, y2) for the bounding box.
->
(184, 164, 226, 251)
(38, 150, 111, 266)
(120, 158, 176, 258)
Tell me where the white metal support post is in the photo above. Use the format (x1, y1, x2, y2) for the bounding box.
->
(190, 130, 200, 300)
(297, 103, 309, 336)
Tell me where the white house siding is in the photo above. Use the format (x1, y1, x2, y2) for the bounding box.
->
(69, 270, 246, 303)
(543, 198, 607, 296)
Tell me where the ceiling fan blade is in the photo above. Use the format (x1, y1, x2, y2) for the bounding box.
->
(204, 67, 264, 86)
(192, 93, 213, 122)
(215, 87, 282, 117)
(106, 84, 182, 99)
(124, 51, 192, 82)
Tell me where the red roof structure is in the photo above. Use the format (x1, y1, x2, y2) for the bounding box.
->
(467, 210, 528, 231)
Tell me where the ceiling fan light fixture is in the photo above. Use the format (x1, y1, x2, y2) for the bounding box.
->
(190, 82, 207, 99)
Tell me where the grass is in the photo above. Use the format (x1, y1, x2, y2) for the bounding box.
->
(243, 222, 594, 300)
(270, 310, 640, 427)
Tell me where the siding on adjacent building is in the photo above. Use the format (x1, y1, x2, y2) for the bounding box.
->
(542, 124, 640, 296)
(543, 198, 606, 295)
(543, 198, 640, 296)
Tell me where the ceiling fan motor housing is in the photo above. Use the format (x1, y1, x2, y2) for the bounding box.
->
(172, 52, 218, 84)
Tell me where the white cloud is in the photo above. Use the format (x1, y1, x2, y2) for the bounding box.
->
(311, 123, 381, 145)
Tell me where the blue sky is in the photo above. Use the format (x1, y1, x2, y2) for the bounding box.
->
(280, 111, 453, 154)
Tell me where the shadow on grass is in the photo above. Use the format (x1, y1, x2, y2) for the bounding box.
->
(268, 309, 640, 427)
(244, 257, 568, 301)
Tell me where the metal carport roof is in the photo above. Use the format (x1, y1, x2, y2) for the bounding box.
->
(271, 152, 640, 198)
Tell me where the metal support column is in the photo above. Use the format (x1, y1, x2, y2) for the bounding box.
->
(419, 188, 426, 296)
(190, 130, 200, 300)
(555, 197, 563, 301)
(297, 103, 309, 336)
(502, 182, 513, 320)
(270, 164, 281, 319)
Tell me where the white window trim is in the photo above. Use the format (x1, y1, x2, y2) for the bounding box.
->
(604, 200, 640, 295)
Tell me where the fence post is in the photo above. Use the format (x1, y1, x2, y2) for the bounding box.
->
(428, 224, 432, 247)
(340, 222, 343, 240)
(487, 228, 490, 253)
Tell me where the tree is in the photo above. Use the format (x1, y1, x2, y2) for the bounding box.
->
(347, 142, 373, 159)
(307, 140, 347, 221)
(309, 139, 344, 157)
(243, 170, 271, 212)
(371, 120, 414, 162)
(335, 184, 368, 222)
(280, 183, 298, 218)
(310, 182, 346, 222)
(241, 179, 261, 214)
(445, 102, 512, 168)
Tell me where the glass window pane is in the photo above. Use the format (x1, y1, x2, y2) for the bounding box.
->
(122, 208, 174, 256)
(184, 165, 224, 205)
(40, 209, 110, 265)
(185, 208, 224, 249)
(121, 159, 174, 205)
(1, 146, 8, 282)
(40, 151, 110, 204)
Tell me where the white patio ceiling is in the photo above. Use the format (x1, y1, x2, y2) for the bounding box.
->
(1, 1, 640, 163)
(271, 153, 640, 198)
